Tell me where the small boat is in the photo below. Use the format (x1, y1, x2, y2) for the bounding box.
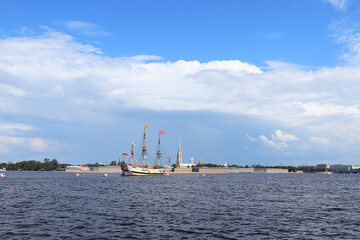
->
(121, 123, 169, 176)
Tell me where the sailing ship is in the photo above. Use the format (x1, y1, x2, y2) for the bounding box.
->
(120, 123, 168, 176)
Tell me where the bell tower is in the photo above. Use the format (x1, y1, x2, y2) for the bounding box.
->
(176, 131, 183, 167)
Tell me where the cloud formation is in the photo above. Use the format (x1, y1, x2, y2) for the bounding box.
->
(0, 123, 58, 154)
(64, 20, 111, 36)
(272, 130, 299, 142)
(330, 15, 360, 63)
(246, 134, 257, 142)
(259, 135, 289, 150)
(251, 130, 298, 150)
(323, 0, 348, 10)
(309, 136, 331, 145)
(1, 29, 360, 155)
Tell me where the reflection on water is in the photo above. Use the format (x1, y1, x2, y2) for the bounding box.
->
(1, 172, 360, 239)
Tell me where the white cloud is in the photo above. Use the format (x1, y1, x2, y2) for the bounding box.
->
(258, 130, 298, 150)
(123, 55, 163, 62)
(272, 130, 299, 142)
(259, 135, 289, 150)
(0, 136, 58, 152)
(64, 20, 111, 36)
(264, 61, 307, 71)
(330, 16, 360, 63)
(0, 84, 26, 97)
(323, 0, 348, 10)
(2, 29, 360, 154)
(246, 134, 257, 142)
(29, 138, 58, 152)
(309, 136, 331, 145)
(302, 102, 360, 116)
(0, 123, 57, 153)
(66, 20, 99, 30)
(0, 123, 33, 132)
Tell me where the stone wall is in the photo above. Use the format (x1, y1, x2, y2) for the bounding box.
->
(168, 167, 292, 174)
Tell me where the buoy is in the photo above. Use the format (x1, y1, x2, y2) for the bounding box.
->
(202, 174, 205, 177)
(0, 173, 6, 178)
(104, 173, 108, 177)
(76, 173, 80, 176)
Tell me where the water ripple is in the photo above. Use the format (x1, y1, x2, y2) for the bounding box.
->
(1, 172, 360, 239)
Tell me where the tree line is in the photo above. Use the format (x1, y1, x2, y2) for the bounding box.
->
(1, 158, 70, 171)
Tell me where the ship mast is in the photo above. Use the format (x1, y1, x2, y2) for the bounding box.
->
(142, 123, 148, 166)
(157, 131, 161, 166)
(131, 142, 134, 164)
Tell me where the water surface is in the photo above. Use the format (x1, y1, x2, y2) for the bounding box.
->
(1, 172, 359, 239)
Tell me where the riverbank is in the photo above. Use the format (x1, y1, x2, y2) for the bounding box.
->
(63, 166, 302, 174)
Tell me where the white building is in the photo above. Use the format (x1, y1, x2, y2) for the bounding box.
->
(351, 165, 360, 170)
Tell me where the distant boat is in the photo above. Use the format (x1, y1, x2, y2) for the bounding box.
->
(121, 123, 169, 176)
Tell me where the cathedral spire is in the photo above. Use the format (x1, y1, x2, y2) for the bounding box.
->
(176, 130, 183, 167)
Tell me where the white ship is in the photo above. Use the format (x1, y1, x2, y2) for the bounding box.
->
(121, 123, 168, 176)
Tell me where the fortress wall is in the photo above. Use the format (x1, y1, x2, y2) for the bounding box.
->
(265, 168, 289, 173)
(65, 168, 80, 172)
(170, 168, 193, 173)
(199, 168, 254, 173)
(169, 167, 292, 174)
(96, 166, 123, 172)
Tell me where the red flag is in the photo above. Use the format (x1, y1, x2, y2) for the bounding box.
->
(159, 130, 165, 135)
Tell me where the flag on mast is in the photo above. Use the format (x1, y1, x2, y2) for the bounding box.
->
(159, 130, 165, 135)
(144, 123, 149, 129)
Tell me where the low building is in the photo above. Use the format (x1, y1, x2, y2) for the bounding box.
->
(81, 165, 90, 171)
(329, 164, 351, 171)
(316, 164, 331, 170)
(179, 163, 195, 168)
(351, 165, 360, 170)
(65, 165, 81, 172)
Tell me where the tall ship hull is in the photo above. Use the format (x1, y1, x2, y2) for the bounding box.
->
(122, 164, 165, 176)
(120, 123, 168, 177)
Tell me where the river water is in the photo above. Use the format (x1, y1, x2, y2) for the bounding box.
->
(1, 172, 359, 239)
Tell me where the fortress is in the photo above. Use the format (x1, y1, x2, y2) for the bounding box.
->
(66, 131, 291, 174)
(170, 130, 290, 174)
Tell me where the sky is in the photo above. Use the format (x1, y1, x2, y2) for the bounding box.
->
(1, 0, 360, 166)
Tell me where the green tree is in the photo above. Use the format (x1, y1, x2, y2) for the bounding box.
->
(109, 160, 117, 166)
(0, 162, 8, 169)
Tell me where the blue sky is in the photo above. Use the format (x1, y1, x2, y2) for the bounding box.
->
(1, 0, 360, 166)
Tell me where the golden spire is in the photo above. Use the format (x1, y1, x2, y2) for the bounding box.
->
(176, 130, 183, 167)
